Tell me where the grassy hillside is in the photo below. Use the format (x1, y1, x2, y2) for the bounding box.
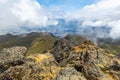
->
(0, 32, 57, 56)
(98, 38, 120, 55)
(0, 32, 41, 50)
(26, 36, 56, 55)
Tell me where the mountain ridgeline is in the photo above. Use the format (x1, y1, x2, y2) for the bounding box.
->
(0, 32, 86, 55)
(0, 32, 119, 56)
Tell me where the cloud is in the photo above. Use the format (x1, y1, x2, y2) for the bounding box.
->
(65, 0, 120, 39)
(0, 0, 120, 39)
(0, 0, 58, 34)
(82, 20, 106, 27)
(109, 20, 120, 39)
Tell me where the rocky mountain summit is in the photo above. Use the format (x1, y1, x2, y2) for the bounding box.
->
(0, 34, 120, 80)
(52, 40, 120, 80)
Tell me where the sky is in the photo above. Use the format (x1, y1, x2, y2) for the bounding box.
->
(37, 0, 99, 12)
(0, 0, 120, 39)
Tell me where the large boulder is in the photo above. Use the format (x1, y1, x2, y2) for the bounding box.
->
(0, 46, 27, 73)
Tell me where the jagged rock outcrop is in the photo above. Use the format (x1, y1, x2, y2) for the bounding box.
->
(51, 39, 73, 64)
(0, 46, 60, 80)
(51, 40, 120, 80)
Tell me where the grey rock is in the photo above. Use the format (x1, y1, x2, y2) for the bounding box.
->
(56, 67, 86, 80)
(51, 39, 73, 64)
(0, 46, 27, 72)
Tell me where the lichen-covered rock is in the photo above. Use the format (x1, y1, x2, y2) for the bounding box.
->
(0, 46, 27, 73)
(56, 67, 86, 80)
(0, 50, 61, 80)
(26, 53, 61, 80)
(0, 65, 31, 80)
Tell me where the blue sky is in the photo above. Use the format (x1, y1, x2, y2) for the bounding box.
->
(37, 0, 99, 11)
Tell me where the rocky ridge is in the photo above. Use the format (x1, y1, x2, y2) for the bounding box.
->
(0, 40, 119, 80)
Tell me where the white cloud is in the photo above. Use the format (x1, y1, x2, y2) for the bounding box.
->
(65, 0, 120, 39)
(82, 20, 106, 27)
(0, 0, 58, 34)
(109, 20, 120, 39)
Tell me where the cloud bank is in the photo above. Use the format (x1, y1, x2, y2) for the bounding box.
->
(65, 0, 120, 39)
(0, 0, 58, 34)
(0, 0, 120, 39)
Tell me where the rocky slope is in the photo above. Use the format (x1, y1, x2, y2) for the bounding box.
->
(0, 39, 119, 80)
(0, 46, 60, 80)
(51, 40, 120, 80)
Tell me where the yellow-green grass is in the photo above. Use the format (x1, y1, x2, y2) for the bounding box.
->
(26, 37, 56, 55)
